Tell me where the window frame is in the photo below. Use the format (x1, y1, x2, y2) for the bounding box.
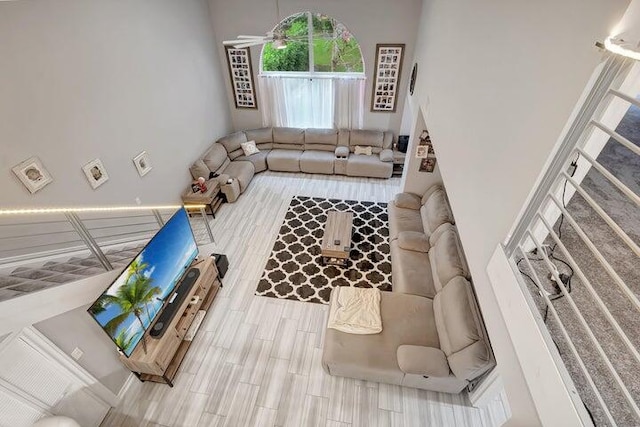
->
(259, 11, 366, 79)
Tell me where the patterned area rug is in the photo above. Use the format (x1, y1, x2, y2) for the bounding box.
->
(256, 196, 392, 304)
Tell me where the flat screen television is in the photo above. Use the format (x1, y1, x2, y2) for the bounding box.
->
(88, 207, 198, 357)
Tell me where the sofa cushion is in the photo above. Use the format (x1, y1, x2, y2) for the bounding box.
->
(189, 159, 211, 180)
(397, 345, 450, 377)
(397, 231, 430, 253)
(349, 129, 384, 153)
(273, 127, 304, 150)
(300, 150, 334, 175)
(429, 224, 470, 293)
(304, 128, 338, 152)
(433, 277, 491, 380)
(235, 150, 270, 173)
(388, 203, 424, 242)
(222, 160, 254, 193)
(245, 127, 273, 149)
(323, 290, 439, 385)
(394, 193, 421, 210)
(420, 186, 455, 237)
(267, 149, 303, 172)
(217, 131, 248, 160)
(390, 240, 436, 298)
(346, 153, 393, 178)
(202, 144, 230, 174)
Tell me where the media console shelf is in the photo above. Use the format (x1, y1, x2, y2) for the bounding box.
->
(119, 257, 220, 386)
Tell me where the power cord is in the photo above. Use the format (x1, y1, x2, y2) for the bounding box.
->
(516, 155, 580, 323)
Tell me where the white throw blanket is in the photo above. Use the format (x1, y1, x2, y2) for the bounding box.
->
(328, 287, 382, 334)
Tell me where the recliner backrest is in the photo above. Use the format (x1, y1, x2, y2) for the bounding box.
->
(348, 129, 385, 153)
(202, 144, 230, 175)
(273, 127, 305, 150)
(428, 223, 469, 293)
(433, 276, 492, 381)
(304, 128, 338, 152)
(420, 185, 454, 237)
(245, 127, 273, 151)
(217, 131, 248, 160)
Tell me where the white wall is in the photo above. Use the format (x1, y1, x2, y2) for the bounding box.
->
(207, 0, 422, 134)
(34, 306, 131, 396)
(401, 104, 444, 195)
(411, 0, 629, 424)
(0, 0, 231, 209)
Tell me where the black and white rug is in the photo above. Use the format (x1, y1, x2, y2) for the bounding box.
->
(255, 196, 392, 304)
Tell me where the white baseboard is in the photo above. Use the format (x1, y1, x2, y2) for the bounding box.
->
(469, 367, 504, 408)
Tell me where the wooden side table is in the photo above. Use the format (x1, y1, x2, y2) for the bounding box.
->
(181, 181, 222, 218)
(392, 150, 406, 177)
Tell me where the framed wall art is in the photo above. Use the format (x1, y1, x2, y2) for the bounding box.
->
(371, 43, 405, 112)
(12, 156, 53, 194)
(133, 151, 152, 177)
(82, 158, 109, 189)
(225, 46, 257, 109)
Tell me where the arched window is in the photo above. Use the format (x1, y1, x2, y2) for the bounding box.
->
(261, 12, 364, 74)
(259, 12, 366, 129)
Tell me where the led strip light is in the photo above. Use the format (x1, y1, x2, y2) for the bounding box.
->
(0, 205, 206, 215)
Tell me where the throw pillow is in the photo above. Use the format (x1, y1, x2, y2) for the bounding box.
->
(240, 140, 260, 156)
(354, 145, 372, 156)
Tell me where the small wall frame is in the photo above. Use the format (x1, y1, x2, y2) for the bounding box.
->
(225, 46, 257, 109)
(371, 43, 405, 112)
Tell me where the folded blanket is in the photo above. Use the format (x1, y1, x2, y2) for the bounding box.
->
(328, 287, 382, 334)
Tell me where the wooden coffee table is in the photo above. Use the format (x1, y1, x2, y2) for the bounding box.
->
(320, 211, 354, 267)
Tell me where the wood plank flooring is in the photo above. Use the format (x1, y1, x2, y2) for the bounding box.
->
(100, 172, 510, 427)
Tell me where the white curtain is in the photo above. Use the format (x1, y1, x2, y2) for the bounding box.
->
(260, 76, 334, 128)
(334, 78, 365, 130)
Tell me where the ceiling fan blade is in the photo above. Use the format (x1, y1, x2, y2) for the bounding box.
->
(232, 41, 266, 48)
(236, 35, 269, 40)
(223, 39, 264, 46)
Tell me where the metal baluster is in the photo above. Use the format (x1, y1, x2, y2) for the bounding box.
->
(200, 207, 215, 243)
(152, 209, 165, 227)
(65, 212, 113, 271)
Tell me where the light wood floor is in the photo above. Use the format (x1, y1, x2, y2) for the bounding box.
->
(101, 172, 510, 427)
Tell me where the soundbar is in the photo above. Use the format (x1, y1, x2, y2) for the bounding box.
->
(149, 267, 200, 338)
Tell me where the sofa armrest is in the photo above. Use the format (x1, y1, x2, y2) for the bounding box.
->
(335, 146, 349, 158)
(379, 149, 393, 162)
(394, 192, 421, 210)
(215, 174, 230, 186)
(397, 345, 450, 377)
(397, 231, 430, 253)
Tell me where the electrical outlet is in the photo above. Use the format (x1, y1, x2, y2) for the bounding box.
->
(71, 347, 83, 360)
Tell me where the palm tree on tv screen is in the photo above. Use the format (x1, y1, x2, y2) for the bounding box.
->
(101, 258, 161, 353)
(113, 329, 138, 353)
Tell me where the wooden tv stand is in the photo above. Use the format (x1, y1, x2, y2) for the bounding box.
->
(119, 257, 220, 386)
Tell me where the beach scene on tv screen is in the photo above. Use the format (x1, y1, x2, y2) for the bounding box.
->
(89, 209, 198, 356)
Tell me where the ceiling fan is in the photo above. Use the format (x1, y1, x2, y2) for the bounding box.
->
(223, 32, 291, 50)
(222, 0, 306, 50)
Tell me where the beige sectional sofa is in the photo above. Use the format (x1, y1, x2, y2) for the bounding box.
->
(189, 127, 395, 202)
(322, 185, 494, 394)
